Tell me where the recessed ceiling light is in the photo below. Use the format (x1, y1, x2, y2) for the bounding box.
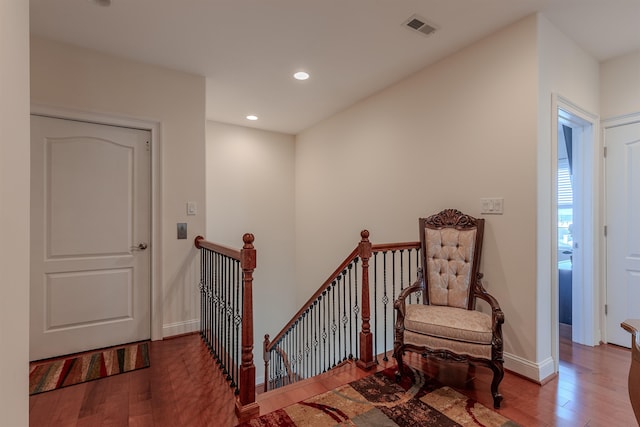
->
(89, 0, 112, 6)
(246, 115, 258, 121)
(293, 71, 310, 81)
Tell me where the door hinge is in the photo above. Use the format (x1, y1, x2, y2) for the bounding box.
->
(604, 225, 607, 237)
(604, 146, 607, 158)
(605, 304, 608, 315)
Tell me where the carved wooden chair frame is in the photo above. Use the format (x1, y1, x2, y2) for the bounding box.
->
(393, 209, 505, 408)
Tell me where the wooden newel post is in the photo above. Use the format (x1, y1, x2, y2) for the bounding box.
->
(236, 233, 260, 421)
(357, 230, 375, 370)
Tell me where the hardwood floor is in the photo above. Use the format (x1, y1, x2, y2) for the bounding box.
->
(29, 331, 637, 426)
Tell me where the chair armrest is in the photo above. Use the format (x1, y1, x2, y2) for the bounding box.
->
(394, 268, 424, 318)
(474, 273, 505, 327)
(622, 319, 640, 362)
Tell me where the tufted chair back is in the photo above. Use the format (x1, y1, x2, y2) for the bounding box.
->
(420, 209, 484, 310)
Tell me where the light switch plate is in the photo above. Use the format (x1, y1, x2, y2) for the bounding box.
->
(187, 201, 197, 216)
(480, 198, 504, 214)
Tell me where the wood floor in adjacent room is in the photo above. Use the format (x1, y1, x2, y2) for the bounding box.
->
(29, 329, 637, 426)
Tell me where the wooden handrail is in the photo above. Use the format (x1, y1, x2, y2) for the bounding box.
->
(194, 235, 241, 260)
(371, 241, 420, 252)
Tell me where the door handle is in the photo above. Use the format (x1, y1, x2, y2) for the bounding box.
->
(131, 243, 148, 251)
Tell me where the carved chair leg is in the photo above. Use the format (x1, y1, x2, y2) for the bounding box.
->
(489, 360, 504, 409)
(394, 346, 405, 382)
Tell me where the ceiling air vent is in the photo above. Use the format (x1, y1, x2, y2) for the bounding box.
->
(403, 14, 437, 37)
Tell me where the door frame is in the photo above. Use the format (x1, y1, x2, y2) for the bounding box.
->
(31, 104, 163, 341)
(601, 111, 640, 344)
(551, 95, 601, 370)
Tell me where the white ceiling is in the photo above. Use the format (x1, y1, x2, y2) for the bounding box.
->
(29, 0, 640, 135)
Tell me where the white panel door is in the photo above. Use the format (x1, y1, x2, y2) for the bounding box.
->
(30, 115, 151, 361)
(605, 121, 640, 347)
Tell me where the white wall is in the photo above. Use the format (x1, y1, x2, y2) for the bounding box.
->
(536, 13, 600, 378)
(30, 36, 206, 338)
(0, 1, 30, 425)
(296, 16, 540, 375)
(206, 120, 296, 383)
(601, 50, 640, 119)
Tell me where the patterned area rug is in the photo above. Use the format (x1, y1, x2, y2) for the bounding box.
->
(239, 366, 520, 427)
(29, 341, 150, 395)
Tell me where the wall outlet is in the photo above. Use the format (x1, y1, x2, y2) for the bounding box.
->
(480, 198, 504, 214)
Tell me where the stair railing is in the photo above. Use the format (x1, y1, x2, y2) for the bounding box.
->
(263, 231, 420, 392)
(194, 234, 259, 421)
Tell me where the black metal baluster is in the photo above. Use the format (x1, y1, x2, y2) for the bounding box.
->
(341, 271, 348, 362)
(224, 256, 229, 380)
(417, 248, 422, 303)
(202, 249, 206, 340)
(228, 257, 233, 382)
(211, 252, 215, 357)
(331, 282, 337, 368)
(309, 307, 314, 377)
(200, 249, 204, 337)
(208, 251, 212, 352)
(347, 262, 353, 360)
(216, 253, 221, 363)
(272, 345, 276, 389)
(211, 251, 214, 352)
(336, 275, 342, 363)
(289, 329, 293, 385)
(408, 249, 413, 305)
(306, 310, 310, 378)
(206, 250, 211, 350)
(304, 311, 309, 379)
(228, 258, 234, 384)
(225, 256, 230, 381)
(233, 259, 240, 391)
(300, 316, 305, 381)
(306, 310, 311, 379)
(314, 300, 319, 375)
(383, 251, 389, 362)
(218, 254, 224, 371)
(220, 256, 230, 381)
(373, 252, 379, 363)
(303, 312, 308, 379)
(292, 322, 297, 383)
(392, 250, 397, 352)
(323, 290, 328, 372)
(296, 320, 300, 380)
(213, 252, 219, 360)
(297, 319, 302, 382)
(203, 250, 208, 346)
(354, 257, 360, 361)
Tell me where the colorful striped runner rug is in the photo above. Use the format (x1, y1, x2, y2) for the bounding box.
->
(29, 341, 150, 395)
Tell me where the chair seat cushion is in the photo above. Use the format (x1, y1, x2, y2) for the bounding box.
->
(404, 304, 492, 345)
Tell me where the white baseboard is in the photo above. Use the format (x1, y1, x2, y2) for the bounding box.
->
(162, 319, 200, 338)
(504, 351, 556, 383)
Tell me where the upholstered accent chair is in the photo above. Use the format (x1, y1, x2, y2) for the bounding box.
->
(621, 319, 640, 424)
(393, 209, 505, 408)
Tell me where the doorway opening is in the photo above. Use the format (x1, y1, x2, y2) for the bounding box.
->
(554, 98, 598, 353)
